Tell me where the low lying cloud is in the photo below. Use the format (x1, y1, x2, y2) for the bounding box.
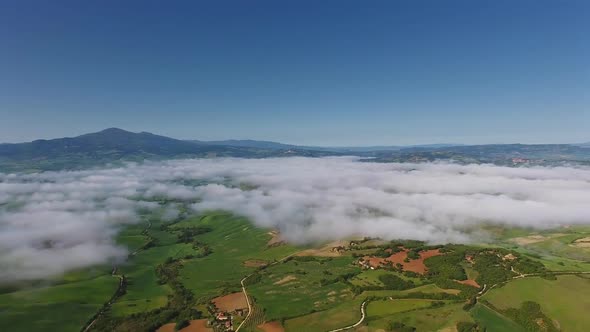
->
(1, 157, 590, 282)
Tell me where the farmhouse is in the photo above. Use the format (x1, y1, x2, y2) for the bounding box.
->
(216, 312, 229, 321)
(503, 253, 517, 261)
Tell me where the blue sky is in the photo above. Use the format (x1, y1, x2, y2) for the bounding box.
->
(0, 1, 588, 145)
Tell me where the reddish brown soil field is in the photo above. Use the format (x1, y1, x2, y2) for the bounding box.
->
(212, 292, 248, 312)
(363, 248, 442, 274)
(258, 321, 285, 332)
(456, 279, 481, 288)
(157, 319, 213, 332)
(180, 319, 213, 332)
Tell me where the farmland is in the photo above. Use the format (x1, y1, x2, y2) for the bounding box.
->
(0, 271, 118, 332)
(481, 275, 590, 331)
(1, 209, 589, 332)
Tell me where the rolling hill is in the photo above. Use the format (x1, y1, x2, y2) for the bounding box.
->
(0, 128, 331, 172)
(1, 128, 589, 172)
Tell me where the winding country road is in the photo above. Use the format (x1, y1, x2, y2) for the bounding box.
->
(234, 276, 254, 332)
(235, 252, 300, 332)
(326, 300, 367, 332)
(323, 270, 590, 332)
(477, 270, 590, 299)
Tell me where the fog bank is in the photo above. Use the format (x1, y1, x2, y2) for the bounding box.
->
(2, 157, 590, 282)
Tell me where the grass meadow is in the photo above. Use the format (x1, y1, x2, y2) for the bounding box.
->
(482, 275, 590, 331)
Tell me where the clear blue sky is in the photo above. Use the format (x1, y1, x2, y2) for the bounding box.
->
(0, 0, 588, 145)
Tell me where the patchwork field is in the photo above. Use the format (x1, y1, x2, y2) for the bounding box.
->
(284, 297, 364, 332)
(361, 283, 461, 298)
(2, 212, 590, 332)
(366, 303, 474, 331)
(481, 275, 590, 331)
(361, 248, 442, 274)
(350, 269, 424, 288)
(177, 214, 300, 301)
(248, 256, 358, 320)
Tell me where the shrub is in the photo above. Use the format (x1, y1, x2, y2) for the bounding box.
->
(456, 321, 478, 332)
(378, 274, 415, 290)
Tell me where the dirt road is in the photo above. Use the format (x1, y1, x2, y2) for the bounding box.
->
(326, 300, 367, 332)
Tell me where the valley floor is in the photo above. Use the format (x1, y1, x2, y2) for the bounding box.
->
(1, 209, 589, 332)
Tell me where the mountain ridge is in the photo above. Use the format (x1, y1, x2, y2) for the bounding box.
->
(1, 128, 589, 172)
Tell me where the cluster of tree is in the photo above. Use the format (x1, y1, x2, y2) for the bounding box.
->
(378, 274, 416, 290)
(502, 301, 559, 332)
(389, 240, 426, 249)
(430, 301, 446, 308)
(244, 273, 263, 286)
(91, 259, 202, 332)
(456, 321, 481, 332)
(319, 271, 360, 286)
(511, 256, 546, 274)
(285, 256, 333, 263)
(472, 252, 514, 286)
(462, 296, 477, 311)
(402, 291, 459, 301)
(350, 273, 418, 295)
(155, 258, 181, 285)
(174, 319, 190, 331)
(403, 271, 420, 278)
(176, 226, 212, 243)
(188, 241, 212, 258)
(406, 250, 420, 260)
(424, 251, 467, 281)
(373, 247, 396, 258)
(432, 278, 478, 300)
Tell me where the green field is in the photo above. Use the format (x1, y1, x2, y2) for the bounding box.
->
(177, 213, 300, 300)
(361, 283, 460, 298)
(0, 273, 118, 332)
(2, 210, 590, 332)
(489, 225, 590, 265)
(367, 299, 442, 317)
(350, 269, 423, 288)
(482, 275, 590, 331)
(471, 303, 526, 332)
(366, 302, 473, 331)
(248, 256, 359, 320)
(284, 297, 363, 332)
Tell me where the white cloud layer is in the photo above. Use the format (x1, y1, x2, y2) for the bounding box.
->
(1, 157, 590, 282)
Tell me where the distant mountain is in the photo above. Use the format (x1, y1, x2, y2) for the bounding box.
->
(371, 143, 590, 165)
(573, 142, 590, 148)
(0, 128, 334, 172)
(188, 139, 463, 152)
(0, 128, 261, 161)
(0, 128, 213, 157)
(189, 139, 297, 150)
(1, 128, 589, 172)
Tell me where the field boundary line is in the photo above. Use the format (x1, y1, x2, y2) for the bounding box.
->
(326, 300, 367, 332)
(235, 251, 301, 332)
